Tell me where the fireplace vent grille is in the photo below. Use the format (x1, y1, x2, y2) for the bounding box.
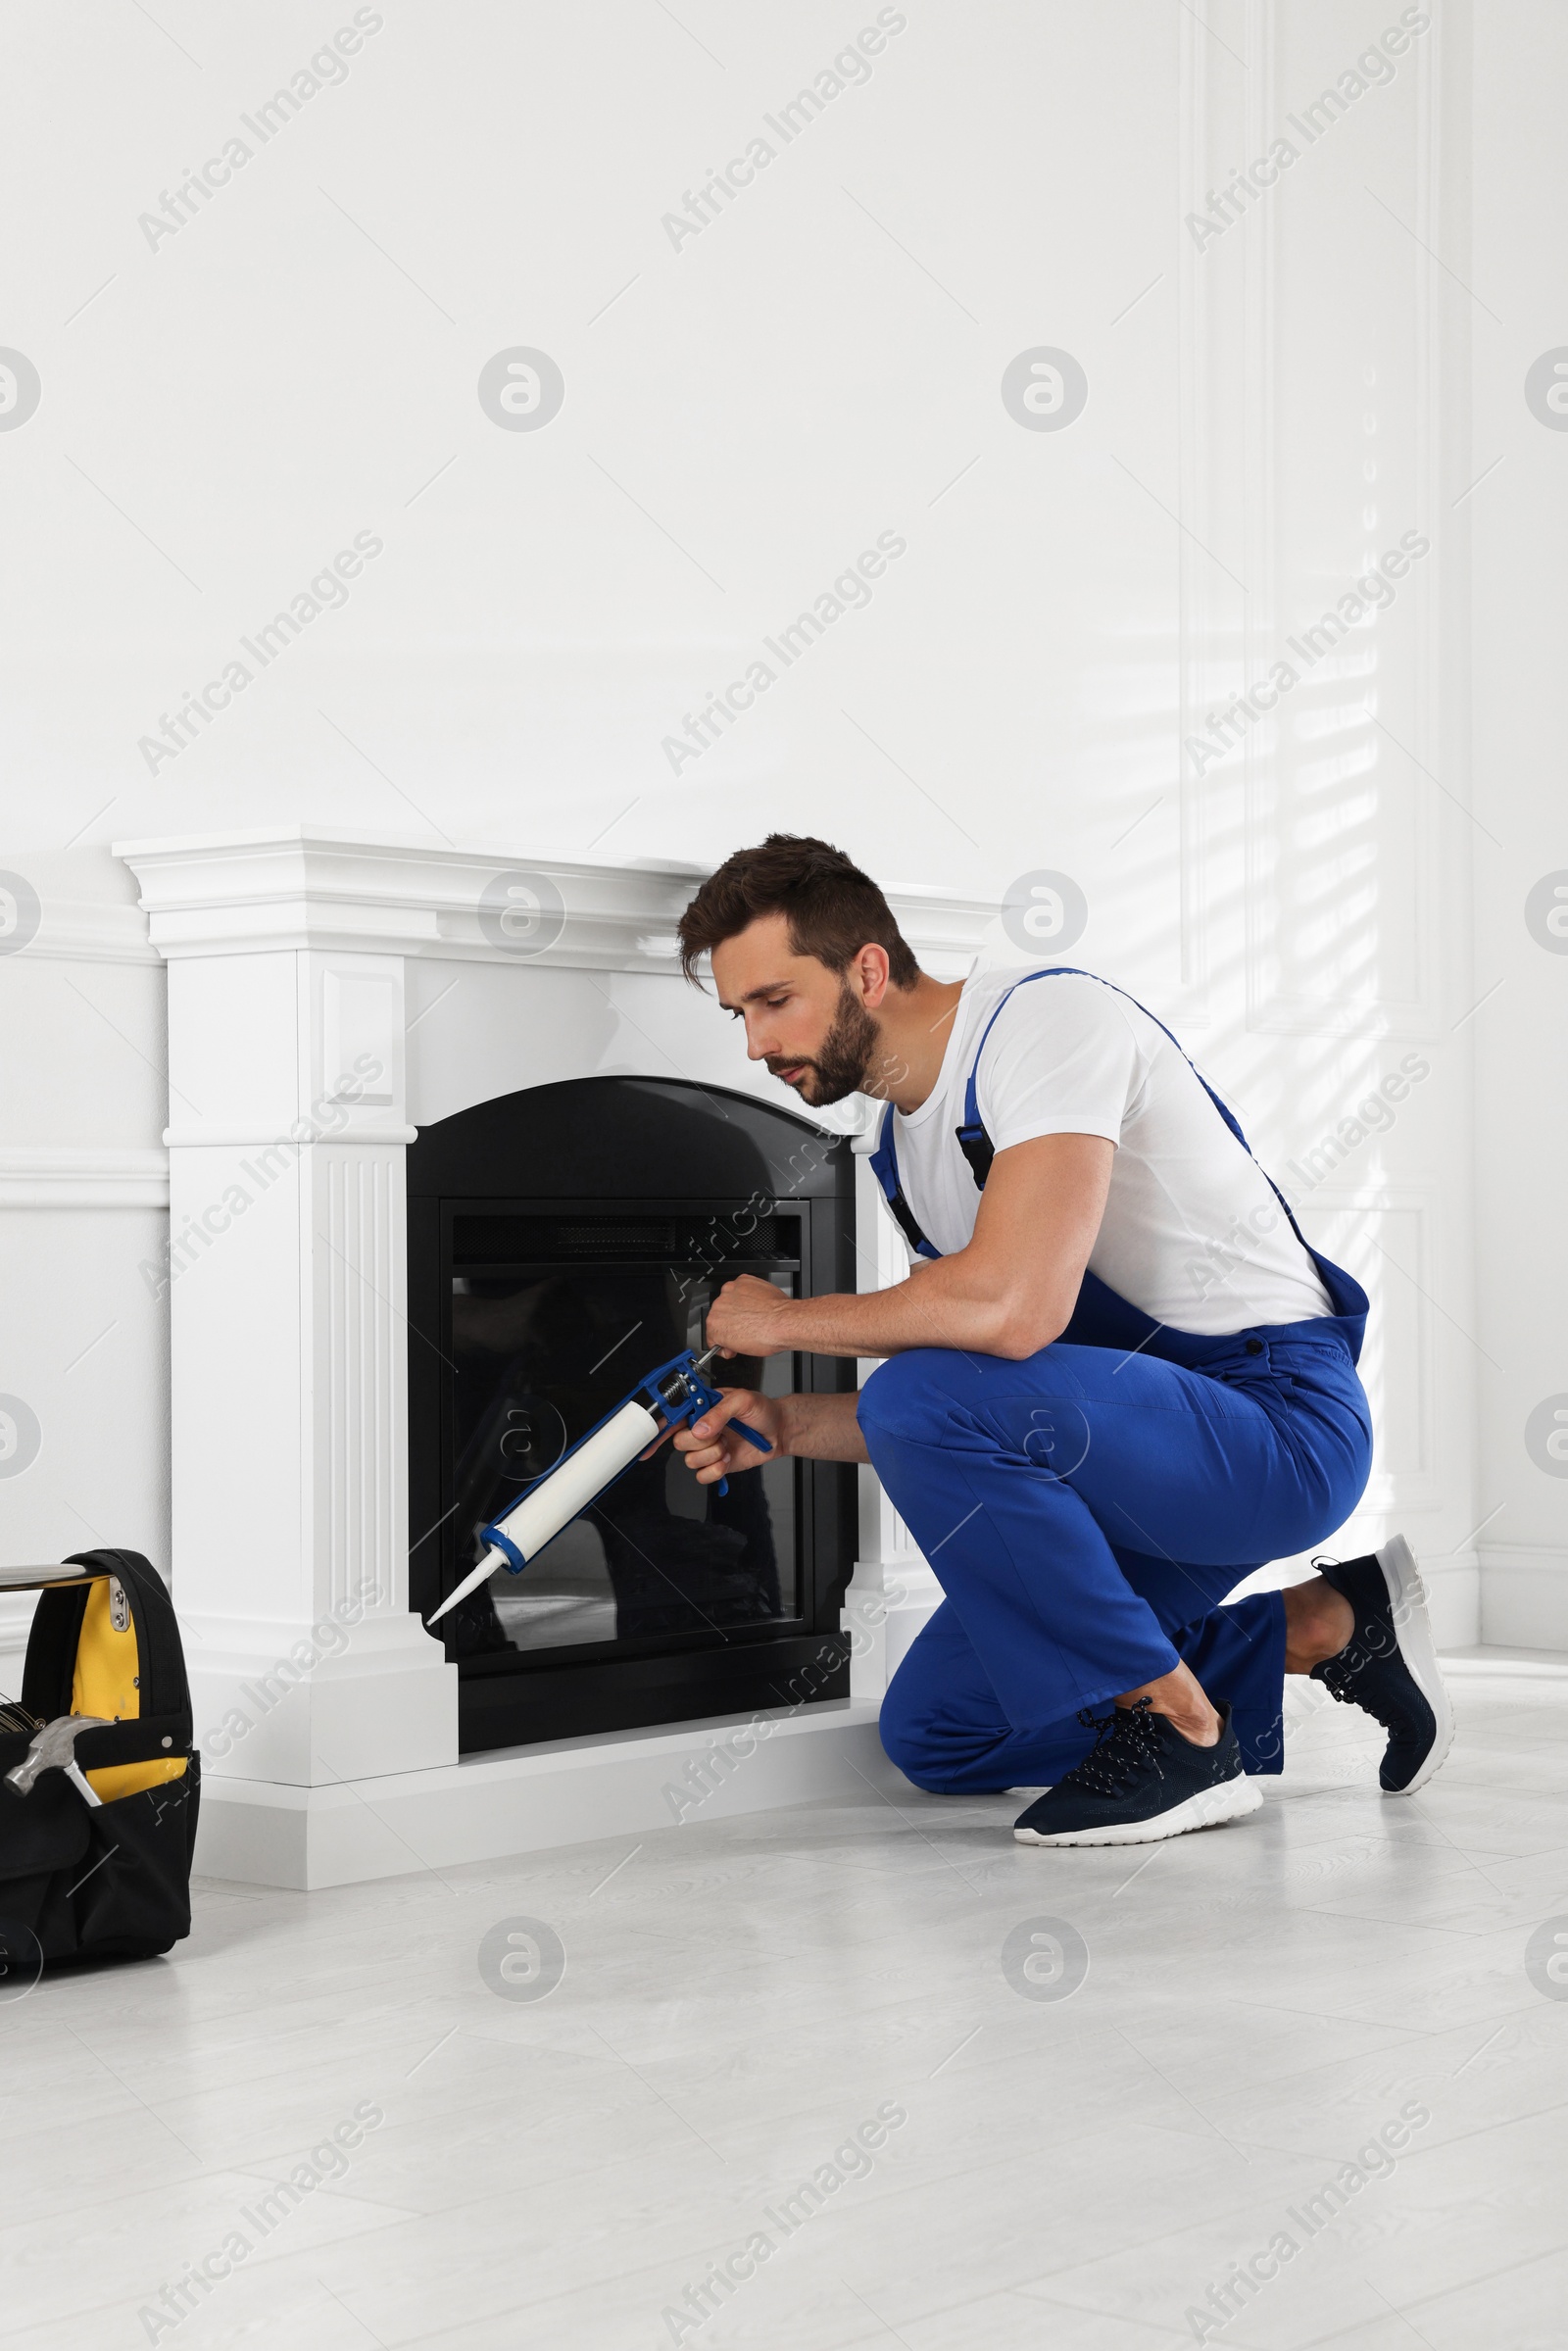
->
(452, 1212, 800, 1266)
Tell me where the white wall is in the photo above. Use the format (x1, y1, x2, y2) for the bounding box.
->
(1469, 1, 1568, 1642)
(1159, 0, 1481, 1637)
(0, 853, 172, 1665)
(6, 0, 1555, 1657)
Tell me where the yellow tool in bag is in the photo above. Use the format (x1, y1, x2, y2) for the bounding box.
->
(0, 1547, 199, 1968)
(70, 1572, 188, 1803)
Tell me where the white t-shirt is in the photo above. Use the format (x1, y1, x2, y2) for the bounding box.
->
(885, 967, 1334, 1335)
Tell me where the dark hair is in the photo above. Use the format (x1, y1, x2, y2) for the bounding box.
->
(677, 834, 919, 989)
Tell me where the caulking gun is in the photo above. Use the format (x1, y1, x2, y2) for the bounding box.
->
(424, 1347, 773, 1627)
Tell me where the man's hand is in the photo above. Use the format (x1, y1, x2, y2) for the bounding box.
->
(672, 1387, 786, 1484)
(704, 1273, 797, 1360)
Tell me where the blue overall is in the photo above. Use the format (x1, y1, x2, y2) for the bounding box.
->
(860, 969, 1373, 1792)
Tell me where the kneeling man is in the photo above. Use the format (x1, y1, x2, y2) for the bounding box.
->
(674, 836, 1451, 1846)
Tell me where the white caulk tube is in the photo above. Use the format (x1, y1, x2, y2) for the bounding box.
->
(425, 1396, 662, 1626)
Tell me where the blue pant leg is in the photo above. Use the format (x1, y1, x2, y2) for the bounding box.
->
(879, 1590, 1288, 1792)
(879, 1602, 1102, 1793)
(1179, 1594, 1288, 1773)
(858, 1349, 1182, 1736)
(858, 1340, 1367, 1741)
(1115, 1548, 1289, 1776)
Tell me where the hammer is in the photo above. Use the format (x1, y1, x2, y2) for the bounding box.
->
(5, 1714, 109, 1808)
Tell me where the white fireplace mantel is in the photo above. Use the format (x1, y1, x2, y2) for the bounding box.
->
(116, 826, 997, 971)
(114, 827, 998, 1887)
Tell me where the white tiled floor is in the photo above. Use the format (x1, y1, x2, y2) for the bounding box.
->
(8, 1651, 1568, 2350)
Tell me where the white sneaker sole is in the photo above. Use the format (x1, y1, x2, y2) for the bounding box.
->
(1375, 1532, 1454, 1795)
(1013, 1772, 1262, 1848)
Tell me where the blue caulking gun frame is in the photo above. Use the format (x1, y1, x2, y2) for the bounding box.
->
(424, 1347, 773, 1627)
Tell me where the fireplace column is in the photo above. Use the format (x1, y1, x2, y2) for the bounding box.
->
(120, 837, 458, 1790)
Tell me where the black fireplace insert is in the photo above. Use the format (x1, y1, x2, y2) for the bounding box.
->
(407, 1076, 859, 1752)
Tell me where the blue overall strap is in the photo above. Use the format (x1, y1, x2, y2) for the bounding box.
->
(868, 972, 1120, 1258)
(956, 964, 1317, 1260)
(868, 1104, 942, 1259)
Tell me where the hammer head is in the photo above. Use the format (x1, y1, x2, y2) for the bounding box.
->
(5, 1713, 110, 1796)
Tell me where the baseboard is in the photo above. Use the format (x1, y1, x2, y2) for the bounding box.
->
(1422, 1552, 1481, 1651)
(1480, 1543, 1568, 1651)
(193, 1697, 892, 1890)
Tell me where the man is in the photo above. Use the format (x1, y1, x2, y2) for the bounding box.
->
(671, 835, 1452, 1847)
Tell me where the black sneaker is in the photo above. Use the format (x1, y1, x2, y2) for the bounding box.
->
(1309, 1534, 1453, 1794)
(1012, 1698, 1262, 1847)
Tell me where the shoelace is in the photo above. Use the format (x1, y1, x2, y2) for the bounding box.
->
(1315, 1645, 1426, 1741)
(1309, 1553, 1425, 1742)
(1056, 1696, 1167, 1799)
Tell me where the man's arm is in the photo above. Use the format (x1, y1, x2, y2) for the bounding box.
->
(672, 1387, 868, 1484)
(705, 1131, 1114, 1362)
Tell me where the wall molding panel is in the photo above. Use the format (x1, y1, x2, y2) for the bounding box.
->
(0, 1148, 171, 1207)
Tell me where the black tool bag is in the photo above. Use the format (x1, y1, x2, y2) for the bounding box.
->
(0, 1548, 200, 1970)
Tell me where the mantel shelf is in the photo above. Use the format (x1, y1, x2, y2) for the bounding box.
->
(115, 827, 999, 971)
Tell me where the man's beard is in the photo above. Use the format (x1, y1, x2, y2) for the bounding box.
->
(771, 980, 881, 1106)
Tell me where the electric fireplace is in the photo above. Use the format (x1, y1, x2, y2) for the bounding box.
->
(408, 1075, 859, 1752)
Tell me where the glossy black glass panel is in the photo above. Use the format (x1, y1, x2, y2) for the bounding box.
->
(447, 1248, 800, 1655)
